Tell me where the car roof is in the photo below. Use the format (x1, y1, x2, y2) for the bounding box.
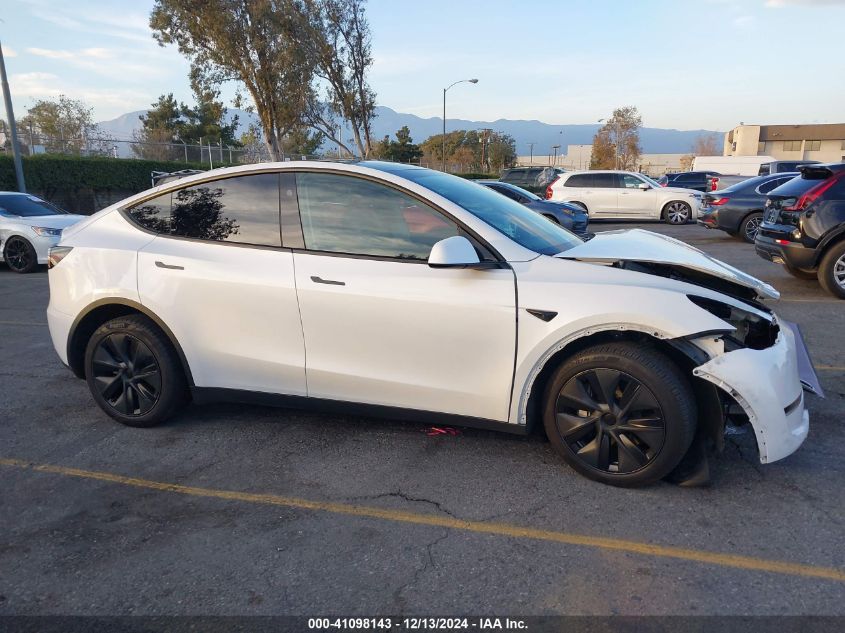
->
(0, 191, 33, 197)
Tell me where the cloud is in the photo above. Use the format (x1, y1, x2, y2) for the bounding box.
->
(27, 47, 114, 60)
(765, 0, 845, 6)
(2, 45, 18, 57)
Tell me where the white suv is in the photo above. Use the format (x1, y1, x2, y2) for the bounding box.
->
(46, 161, 815, 487)
(546, 170, 702, 224)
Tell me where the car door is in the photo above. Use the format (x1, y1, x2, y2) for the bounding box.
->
(134, 172, 307, 396)
(290, 170, 518, 422)
(582, 173, 620, 218)
(617, 173, 655, 217)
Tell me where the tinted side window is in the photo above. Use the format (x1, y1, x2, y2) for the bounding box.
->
(593, 173, 618, 188)
(169, 174, 281, 246)
(491, 185, 523, 202)
(757, 177, 794, 194)
(621, 174, 643, 188)
(502, 169, 526, 185)
(564, 174, 591, 187)
(296, 172, 460, 260)
(128, 192, 171, 233)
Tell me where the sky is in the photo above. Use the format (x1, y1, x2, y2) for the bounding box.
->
(2, 0, 845, 132)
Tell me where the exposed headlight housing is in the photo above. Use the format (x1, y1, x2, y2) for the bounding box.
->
(688, 295, 779, 350)
(31, 226, 63, 237)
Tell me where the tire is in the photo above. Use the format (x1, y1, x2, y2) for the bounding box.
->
(783, 262, 817, 281)
(738, 212, 763, 244)
(543, 342, 696, 487)
(84, 314, 188, 427)
(817, 240, 845, 299)
(663, 201, 691, 225)
(3, 236, 38, 273)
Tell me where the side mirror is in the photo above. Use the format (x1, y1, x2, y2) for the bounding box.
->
(638, 183, 651, 190)
(428, 236, 481, 268)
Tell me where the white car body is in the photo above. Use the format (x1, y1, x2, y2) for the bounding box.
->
(46, 162, 812, 479)
(693, 155, 776, 176)
(547, 170, 703, 222)
(0, 192, 85, 268)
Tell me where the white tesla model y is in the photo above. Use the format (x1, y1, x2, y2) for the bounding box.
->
(46, 162, 818, 486)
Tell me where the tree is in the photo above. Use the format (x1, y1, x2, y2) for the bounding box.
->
(485, 132, 516, 171)
(300, 0, 378, 157)
(692, 134, 720, 156)
(379, 126, 422, 163)
(150, 0, 315, 162)
(280, 126, 324, 157)
(19, 95, 103, 154)
(590, 129, 615, 169)
(591, 106, 642, 170)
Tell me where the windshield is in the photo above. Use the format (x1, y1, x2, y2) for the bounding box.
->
(387, 169, 583, 255)
(0, 195, 67, 217)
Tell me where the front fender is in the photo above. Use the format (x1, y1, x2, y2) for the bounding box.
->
(509, 257, 735, 425)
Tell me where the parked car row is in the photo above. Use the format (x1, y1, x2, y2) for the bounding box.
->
(479, 180, 591, 238)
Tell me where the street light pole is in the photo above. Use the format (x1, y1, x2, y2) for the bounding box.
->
(0, 40, 25, 192)
(528, 142, 535, 166)
(442, 78, 478, 172)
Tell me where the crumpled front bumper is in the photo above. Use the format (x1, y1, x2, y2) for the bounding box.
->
(692, 323, 810, 464)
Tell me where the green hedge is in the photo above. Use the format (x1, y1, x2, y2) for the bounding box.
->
(0, 154, 219, 194)
(453, 172, 498, 180)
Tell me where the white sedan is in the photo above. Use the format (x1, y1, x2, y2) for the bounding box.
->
(0, 192, 85, 273)
(546, 170, 703, 224)
(46, 162, 816, 487)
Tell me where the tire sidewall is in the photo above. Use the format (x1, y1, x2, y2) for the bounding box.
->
(543, 344, 696, 486)
(818, 241, 845, 299)
(740, 212, 763, 244)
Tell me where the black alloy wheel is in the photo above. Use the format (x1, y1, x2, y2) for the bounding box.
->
(4, 237, 38, 273)
(740, 212, 763, 244)
(85, 314, 187, 426)
(91, 333, 162, 416)
(554, 368, 665, 475)
(543, 342, 696, 486)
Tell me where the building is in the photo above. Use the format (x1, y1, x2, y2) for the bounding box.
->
(516, 144, 687, 176)
(724, 123, 845, 163)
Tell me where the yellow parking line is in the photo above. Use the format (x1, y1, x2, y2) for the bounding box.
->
(816, 365, 845, 371)
(2, 457, 844, 584)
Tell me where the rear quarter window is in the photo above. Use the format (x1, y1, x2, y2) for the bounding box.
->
(564, 174, 591, 187)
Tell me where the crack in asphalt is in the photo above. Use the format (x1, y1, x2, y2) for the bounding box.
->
(391, 530, 450, 613)
(346, 489, 457, 518)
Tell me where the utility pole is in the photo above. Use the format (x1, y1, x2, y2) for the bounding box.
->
(0, 40, 25, 192)
(528, 142, 535, 166)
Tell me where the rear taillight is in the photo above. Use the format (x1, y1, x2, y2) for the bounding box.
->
(47, 246, 73, 269)
(784, 175, 841, 211)
(709, 197, 729, 206)
(544, 176, 560, 200)
(709, 177, 719, 191)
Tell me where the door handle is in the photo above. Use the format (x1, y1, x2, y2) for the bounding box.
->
(155, 260, 184, 270)
(311, 275, 345, 286)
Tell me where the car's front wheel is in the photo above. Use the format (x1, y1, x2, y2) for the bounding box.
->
(817, 240, 845, 299)
(543, 342, 696, 487)
(84, 314, 188, 427)
(739, 212, 763, 243)
(3, 236, 38, 273)
(663, 201, 691, 225)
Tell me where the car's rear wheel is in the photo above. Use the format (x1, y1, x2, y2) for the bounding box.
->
(817, 241, 845, 299)
(543, 342, 696, 487)
(783, 262, 817, 281)
(663, 201, 691, 225)
(739, 212, 763, 243)
(84, 314, 187, 427)
(3, 237, 38, 273)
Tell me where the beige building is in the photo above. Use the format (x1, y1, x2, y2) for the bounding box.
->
(724, 123, 845, 163)
(516, 144, 687, 176)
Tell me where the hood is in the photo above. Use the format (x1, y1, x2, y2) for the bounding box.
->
(25, 214, 87, 229)
(555, 228, 779, 301)
(662, 186, 702, 196)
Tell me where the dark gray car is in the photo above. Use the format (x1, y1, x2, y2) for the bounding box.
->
(480, 180, 590, 237)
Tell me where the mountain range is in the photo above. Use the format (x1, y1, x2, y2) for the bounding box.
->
(97, 105, 722, 156)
